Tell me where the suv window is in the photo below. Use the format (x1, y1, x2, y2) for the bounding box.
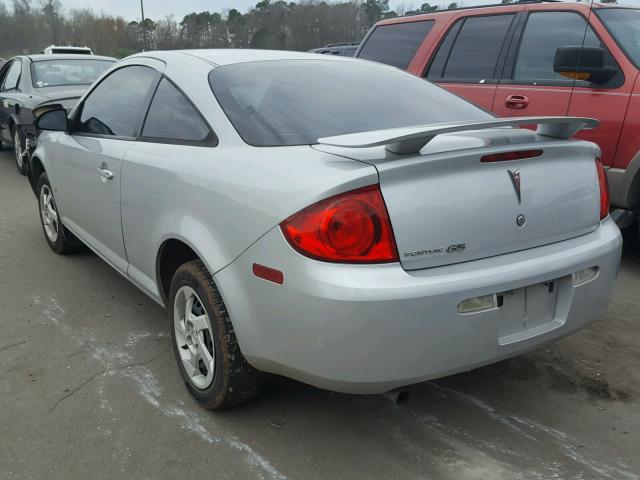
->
(514, 12, 595, 82)
(76, 66, 157, 137)
(2, 60, 22, 91)
(596, 8, 640, 69)
(430, 14, 515, 82)
(142, 78, 212, 143)
(358, 21, 434, 69)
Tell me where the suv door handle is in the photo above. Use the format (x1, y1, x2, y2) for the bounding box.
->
(99, 167, 114, 181)
(505, 95, 529, 109)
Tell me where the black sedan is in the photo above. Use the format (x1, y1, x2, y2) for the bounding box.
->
(0, 54, 115, 177)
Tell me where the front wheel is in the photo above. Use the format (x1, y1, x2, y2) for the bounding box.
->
(13, 128, 26, 175)
(37, 173, 81, 254)
(169, 259, 262, 409)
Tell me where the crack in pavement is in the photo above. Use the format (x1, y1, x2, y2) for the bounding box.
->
(47, 355, 165, 415)
(0, 339, 26, 353)
(47, 368, 107, 414)
(31, 294, 288, 480)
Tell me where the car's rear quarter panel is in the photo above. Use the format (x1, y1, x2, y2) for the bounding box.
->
(120, 140, 378, 303)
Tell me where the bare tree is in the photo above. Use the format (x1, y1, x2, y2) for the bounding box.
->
(0, 0, 381, 59)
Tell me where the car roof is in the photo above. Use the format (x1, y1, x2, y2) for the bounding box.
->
(375, 1, 635, 25)
(27, 54, 116, 62)
(132, 49, 353, 67)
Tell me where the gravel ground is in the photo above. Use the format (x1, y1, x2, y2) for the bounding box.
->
(0, 148, 638, 480)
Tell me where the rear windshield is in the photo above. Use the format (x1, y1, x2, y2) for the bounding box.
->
(209, 59, 490, 147)
(31, 59, 113, 88)
(596, 8, 640, 68)
(357, 21, 434, 69)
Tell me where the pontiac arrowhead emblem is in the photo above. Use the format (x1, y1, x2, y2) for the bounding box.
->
(508, 169, 522, 204)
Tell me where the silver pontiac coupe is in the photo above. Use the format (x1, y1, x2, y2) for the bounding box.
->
(31, 50, 622, 409)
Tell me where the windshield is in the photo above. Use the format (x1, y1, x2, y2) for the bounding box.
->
(596, 8, 640, 68)
(31, 59, 113, 88)
(209, 59, 491, 147)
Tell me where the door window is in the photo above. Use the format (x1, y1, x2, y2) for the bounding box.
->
(141, 78, 213, 143)
(2, 60, 22, 91)
(357, 20, 435, 69)
(0, 62, 12, 89)
(514, 12, 596, 83)
(76, 66, 158, 137)
(430, 14, 515, 82)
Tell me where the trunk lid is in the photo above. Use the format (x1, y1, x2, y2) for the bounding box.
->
(315, 129, 601, 270)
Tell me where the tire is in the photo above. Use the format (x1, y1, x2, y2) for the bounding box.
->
(169, 259, 262, 409)
(37, 173, 82, 254)
(13, 127, 26, 175)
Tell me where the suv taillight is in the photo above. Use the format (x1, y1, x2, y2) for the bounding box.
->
(280, 185, 399, 263)
(596, 158, 609, 220)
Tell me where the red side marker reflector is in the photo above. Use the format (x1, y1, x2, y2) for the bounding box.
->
(252, 263, 284, 285)
(481, 149, 543, 163)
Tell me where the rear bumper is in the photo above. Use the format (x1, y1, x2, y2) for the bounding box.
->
(215, 218, 622, 394)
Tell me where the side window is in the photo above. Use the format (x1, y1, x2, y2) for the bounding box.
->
(141, 78, 213, 143)
(76, 66, 158, 137)
(0, 62, 12, 89)
(357, 20, 435, 70)
(581, 26, 621, 85)
(514, 12, 596, 82)
(430, 14, 515, 82)
(3, 60, 22, 91)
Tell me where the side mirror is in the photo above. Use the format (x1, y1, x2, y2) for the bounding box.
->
(34, 105, 68, 132)
(554, 46, 617, 85)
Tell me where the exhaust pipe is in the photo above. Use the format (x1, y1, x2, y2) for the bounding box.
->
(381, 389, 410, 406)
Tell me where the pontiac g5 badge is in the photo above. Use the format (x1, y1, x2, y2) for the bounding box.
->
(508, 169, 522, 204)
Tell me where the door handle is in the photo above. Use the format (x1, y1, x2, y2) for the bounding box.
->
(99, 167, 114, 181)
(505, 95, 529, 109)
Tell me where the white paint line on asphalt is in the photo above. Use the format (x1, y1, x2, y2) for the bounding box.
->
(429, 383, 539, 442)
(31, 294, 288, 480)
(124, 331, 167, 347)
(511, 415, 639, 480)
(433, 384, 639, 480)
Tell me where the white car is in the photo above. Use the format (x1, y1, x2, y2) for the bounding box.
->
(41, 45, 93, 55)
(31, 50, 622, 409)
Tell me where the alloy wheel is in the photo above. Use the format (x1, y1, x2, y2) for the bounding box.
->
(173, 286, 215, 389)
(14, 130, 23, 170)
(40, 185, 59, 243)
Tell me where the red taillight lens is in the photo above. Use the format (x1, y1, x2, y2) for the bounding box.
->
(280, 185, 399, 263)
(596, 158, 609, 220)
(481, 149, 543, 163)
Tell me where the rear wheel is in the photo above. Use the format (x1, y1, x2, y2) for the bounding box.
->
(169, 259, 262, 409)
(13, 128, 26, 175)
(37, 173, 82, 254)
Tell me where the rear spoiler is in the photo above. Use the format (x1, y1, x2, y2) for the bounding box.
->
(317, 116, 599, 155)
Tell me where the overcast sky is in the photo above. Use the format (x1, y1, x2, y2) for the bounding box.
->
(20, 0, 640, 21)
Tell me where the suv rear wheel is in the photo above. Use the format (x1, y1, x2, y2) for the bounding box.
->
(169, 259, 262, 409)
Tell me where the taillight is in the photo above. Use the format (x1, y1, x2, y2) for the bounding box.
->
(481, 150, 543, 163)
(280, 185, 399, 263)
(595, 158, 609, 220)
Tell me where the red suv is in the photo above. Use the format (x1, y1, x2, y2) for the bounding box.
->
(356, 1, 640, 215)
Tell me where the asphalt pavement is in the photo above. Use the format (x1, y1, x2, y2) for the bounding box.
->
(0, 148, 638, 480)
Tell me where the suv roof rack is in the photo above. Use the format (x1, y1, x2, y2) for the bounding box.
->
(403, 0, 563, 16)
(324, 42, 360, 48)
